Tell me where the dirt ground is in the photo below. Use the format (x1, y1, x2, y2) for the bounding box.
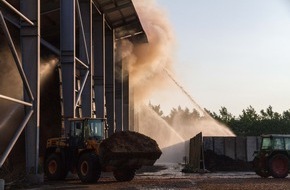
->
(5, 164, 290, 190)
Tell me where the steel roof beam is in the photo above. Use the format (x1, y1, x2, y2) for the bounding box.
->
(102, 2, 131, 14)
(92, 1, 111, 30)
(113, 17, 139, 29)
(40, 38, 60, 56)
(41, 8, 59, 16)
(0, 4, 20, 27)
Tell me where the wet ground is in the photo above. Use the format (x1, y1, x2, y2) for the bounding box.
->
(6, 163, 290, 190)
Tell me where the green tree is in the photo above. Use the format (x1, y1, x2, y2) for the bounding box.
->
(219, 107, 234, 123)
(239, 106, 260, 122)
(260, 106, 281, 120)
(148, 102, 163, 117)
(148, 103, 290, 136)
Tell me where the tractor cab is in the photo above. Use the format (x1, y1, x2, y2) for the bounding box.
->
(253, 134, 290, 178)
(68, 118, 107, 148)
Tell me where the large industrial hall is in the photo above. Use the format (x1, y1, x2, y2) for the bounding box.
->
(0, 0, 153, 186)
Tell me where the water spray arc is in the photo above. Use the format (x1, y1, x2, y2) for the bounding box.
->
(163, 68, 207, 116)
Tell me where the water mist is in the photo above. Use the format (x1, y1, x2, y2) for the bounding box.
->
(123, 0, 235, 163)
(0, 44, 58, 155)
(0, 45, 24, 161)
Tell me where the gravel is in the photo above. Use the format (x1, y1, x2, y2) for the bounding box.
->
(5, 163, 290, 190)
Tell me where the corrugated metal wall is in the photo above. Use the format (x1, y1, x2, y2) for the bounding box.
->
(203, 136, 261, 162)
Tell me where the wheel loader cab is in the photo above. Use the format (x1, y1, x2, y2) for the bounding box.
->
(69, 118, 106, 148)
(84, 119, 105, 141)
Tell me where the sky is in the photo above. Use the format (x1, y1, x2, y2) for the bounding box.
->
(148, 0, 290, 116)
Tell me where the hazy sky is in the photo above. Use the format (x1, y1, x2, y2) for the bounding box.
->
(149, 0, 290, 116)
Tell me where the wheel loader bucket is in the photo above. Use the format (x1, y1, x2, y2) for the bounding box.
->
(99, 131, 162, 171)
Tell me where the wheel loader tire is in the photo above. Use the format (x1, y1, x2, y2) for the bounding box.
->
(253, 157, 270, 178)
(113, 169, 135, 182)
(269, 154, 289, 178)
(44, 153, 68, 180)
(77, 152, 101, 183)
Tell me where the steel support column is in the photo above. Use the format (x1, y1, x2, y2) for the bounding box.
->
(20, 0, 40, 174)
(129, 86, 134, 131)
(93, 13, 105, 119)
(60, 0, 76, 133)
(123, 69, 129, 131)
(105, 28, 115, 136)
(115, 41, 123, 132)
(78, 0, 92, 117)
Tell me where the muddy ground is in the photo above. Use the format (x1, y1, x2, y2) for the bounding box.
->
(4, 163, 290, 190)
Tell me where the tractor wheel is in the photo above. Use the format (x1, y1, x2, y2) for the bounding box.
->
(44, 153, 68, 180)
(77, 152, 101, 183)
(113, 169, 135, 182)
(269, 154, 289, 178)
(253, 157, 270, 178)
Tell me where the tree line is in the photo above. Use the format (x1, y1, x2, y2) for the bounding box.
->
(149, 103, 290, 136)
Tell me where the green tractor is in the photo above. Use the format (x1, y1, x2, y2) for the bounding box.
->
(253, 134, 290, 178)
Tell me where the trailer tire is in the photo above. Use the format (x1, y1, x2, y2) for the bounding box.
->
(113, 169, 135, 182)
(77, 152, 101, 183)
(44, 153, 67, 180)
(269, 154, 289, 178)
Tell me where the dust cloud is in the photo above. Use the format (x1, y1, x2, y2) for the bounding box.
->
(0, 44, 58, 154)
(128, 0, 235, 162)
(122, 0, 176, 105)
(0, 46, 22, 100)
(40, 57, 58, 85)
(0, 46, 24, 154)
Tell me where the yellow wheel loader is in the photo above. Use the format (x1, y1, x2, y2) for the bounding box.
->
(44, 118, 161, 183)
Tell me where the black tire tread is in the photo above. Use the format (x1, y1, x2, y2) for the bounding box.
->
(113, 169, 135, 182)
(77, 152, 101, 183)
(269, 154, 289, 178)
(44, 153, 67, 180)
